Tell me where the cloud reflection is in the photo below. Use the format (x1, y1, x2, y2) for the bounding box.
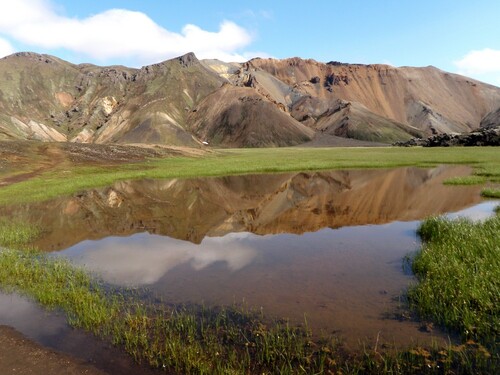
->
(446, 201, 498, 222)
(64, 232, 258, 286)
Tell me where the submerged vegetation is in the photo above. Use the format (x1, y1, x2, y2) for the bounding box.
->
(0, 218, 498, 373)
(0, 146, 499, 205)
(0, 145, 499, 373)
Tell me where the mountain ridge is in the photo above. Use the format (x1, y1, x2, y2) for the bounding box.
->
(0, 51, 498, 147)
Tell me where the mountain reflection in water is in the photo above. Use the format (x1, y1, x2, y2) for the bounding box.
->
(0, 165, 482, 251)
(60, 201, 497, 350)
(0, 165, 491, 350)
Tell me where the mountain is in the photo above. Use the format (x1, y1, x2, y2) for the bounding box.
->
(187, 83, 314, 147)
(0, 52, 223, 145)
(245, 58, 500, 133)
(0, 52, 499, 147)
(480, 106, 500, 129)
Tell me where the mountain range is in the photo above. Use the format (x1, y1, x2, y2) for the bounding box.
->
(0, 52, 499, 147)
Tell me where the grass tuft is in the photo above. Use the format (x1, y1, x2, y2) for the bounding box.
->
(409, 215, 500, 347)
(0, 215, 498, 373)
(443, 175, 486, 185)
(0, 219, 40, 248)
(481, 188, 500, 198)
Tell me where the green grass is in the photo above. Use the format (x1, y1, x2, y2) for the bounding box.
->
(0, 219, 41, 248)
(0, 248, 116, 332)
(1, 146, 499, 205)
(1, 220, 497, 374)
(408, 214, 500, 346)
(481, 188, 500, 198)
(443, 175, 487, 185)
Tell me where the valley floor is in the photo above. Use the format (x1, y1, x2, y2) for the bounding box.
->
(0, 140, 499, 206)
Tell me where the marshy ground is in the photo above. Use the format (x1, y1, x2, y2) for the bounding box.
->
(0, 141, 498, 373)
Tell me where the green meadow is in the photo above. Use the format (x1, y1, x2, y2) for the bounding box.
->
(0, 145, 499, 373)
(0, 146, 499, 205)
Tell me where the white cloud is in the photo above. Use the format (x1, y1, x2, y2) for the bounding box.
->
(0, 0, 258, 65)
(241, 50, 274, 60)
(454, 48, 500, 86)
(0, 37, 14, 57)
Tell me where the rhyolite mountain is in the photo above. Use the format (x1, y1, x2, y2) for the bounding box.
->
(0, 51, 499, 147)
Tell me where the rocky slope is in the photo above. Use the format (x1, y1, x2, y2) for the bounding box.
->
(0, 52, 499, 147)
(480, 106, 500, 129)
(245, 58, 500, 134)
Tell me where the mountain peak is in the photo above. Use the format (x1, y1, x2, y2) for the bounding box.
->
(1, 51, 64, 65)
(177, 52, 199, 67)
(0, 52, 499, 147)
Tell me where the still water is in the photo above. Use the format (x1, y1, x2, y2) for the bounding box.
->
(0, 165, 496, 362)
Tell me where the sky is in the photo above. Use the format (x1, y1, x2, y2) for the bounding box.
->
(0, 0, 499, 86)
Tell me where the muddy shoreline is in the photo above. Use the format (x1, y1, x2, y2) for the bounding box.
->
(0, 325, 107, 375)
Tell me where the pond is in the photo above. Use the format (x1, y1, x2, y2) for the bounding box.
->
(0, 165, 496, 368)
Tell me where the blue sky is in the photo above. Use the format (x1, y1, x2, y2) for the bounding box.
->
(0, 0, 499, 86)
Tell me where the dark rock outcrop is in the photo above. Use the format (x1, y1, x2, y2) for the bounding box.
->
(394, 126, 500, 147)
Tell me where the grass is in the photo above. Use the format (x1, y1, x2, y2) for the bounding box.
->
(481, 188, 500, 198)
(408, 213, 500, 348)
(1, 220, 497, 373)
(443, 175, 487, 186)
(0, 219, 41, 248)
(442, 164, 499, 199)
(0, 146, 499, 205)
(1, 144, 499, 372)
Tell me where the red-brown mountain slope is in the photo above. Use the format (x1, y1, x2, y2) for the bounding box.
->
(0, 52, 498, 147)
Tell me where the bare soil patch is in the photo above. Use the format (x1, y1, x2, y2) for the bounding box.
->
(0, 140, 209, 187)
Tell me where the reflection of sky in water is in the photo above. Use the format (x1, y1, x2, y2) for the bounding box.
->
(60, 201, 498, 288)
(62, 232, 258, 286)
(446, 201, 498, 221)
(62, 225, 414, 288)
(0, 292, 67, 340)
(1, 200, 495, 354)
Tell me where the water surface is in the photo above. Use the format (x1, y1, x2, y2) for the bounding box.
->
(1, 165, 483, 250)
(0, 165, 495, 354)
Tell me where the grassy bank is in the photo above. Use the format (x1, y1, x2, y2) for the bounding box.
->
(0, 247, 335, 373)
(0, 222, 337, 373)
(0, 146, 499, 205)
(481, 188, 500, 198)
(0, 222, 496, 373)
(2, 248, 488, 375)
(407, 212, 499, 365)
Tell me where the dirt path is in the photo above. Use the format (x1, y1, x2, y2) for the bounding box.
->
(0, 325, 107, 375)
(0, 144, 66, 187)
